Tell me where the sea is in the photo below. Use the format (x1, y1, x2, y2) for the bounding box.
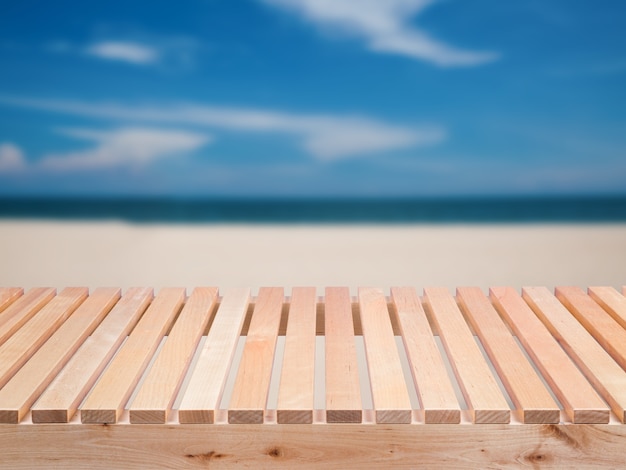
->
(0, 196, 625, 224)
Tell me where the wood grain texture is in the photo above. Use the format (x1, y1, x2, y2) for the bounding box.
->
(130, 287, 218, 424)
(589, 286, 626, 330)
(0, 287, 87, 390)
(457, 287, 559, 424)
(31, 287, 153, 423)
(491, 287, 609, 424)
(557, 286, 626, 370)
(524, 286, 626, 423)
(424, 287, 510, 424)
(178, 288, 250, 424)
(277, 287, 317, 424)
(358, 287, 411, 424)
(0, 288, 22, 314)
(0, 288, 120, 423)
(1, 424, 625, 469)
(80, 288, 184, 424)
(390, 287, 460, 424)
(324, 287, 362, 423)
(229, 287, 284, 424)
(0, 287, 56, 346)
(0, 286, 625, 469)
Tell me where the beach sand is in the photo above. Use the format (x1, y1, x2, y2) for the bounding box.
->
(1, 220, 624, 293)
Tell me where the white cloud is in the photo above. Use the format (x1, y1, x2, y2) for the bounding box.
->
(40, 127, 211, 170)
(0, 97, 444, 160)
(46, 34, 199, 68)
(292, 116, 443, 159)
(0, 142, 26, 172)
(260, 0, 498, 67)
(84, 41, 160, 65)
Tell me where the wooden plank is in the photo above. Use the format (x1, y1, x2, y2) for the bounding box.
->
(129, 287, 219, 424)
(276, 287, 317, 424)
(0, 288, 120, 423)
(31, 287, 153, 423)
(457, 287, 560, 424)
(0, 287, 56, 346)
(358, 287, 411, 424)
(0, 288, 22, 314)
(229, 287, 284, 424)
(80, 288, 185, 424)
(557, 286, 626, 371)
(324, 287, 362, 423)
(589, 286, 626, 330)
(491, 287, 609, 424)
(0, 287, 87, 390)
(2, 424, 626, 469)
(178, 288, 251, 424)
(523, 286, 626, 423)
(423, 287, 510, 424)
(390, 287, 460, 424)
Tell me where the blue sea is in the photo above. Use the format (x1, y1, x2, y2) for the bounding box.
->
(0, 196, 625, 224)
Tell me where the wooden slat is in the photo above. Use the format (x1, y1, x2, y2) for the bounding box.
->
(424, 287, 510, 424)
(178, 288, 251, 424)
(3, 423, 626, 469)
(80, 288, 185, 424)
(0, 288, 120, 423)
(1, 423, 626, 469)
(277, 287, 317, 424)
(589, 286, 626, 330)
(491, 287, 609, 424)
(129, 287, 218, 424)
(0, 287, 87, 389)
(523, 286, 626, 423)
(325, 287, 362, 423)
(457, 287, 560, 423)
(31, 287, 153, 423)
(0, 288, 22, 314)
(358, 287, 411, 424)
(557, 286, 626, 370)
(0, 287, 56, 346)
(390, 287, 460, 424)
(229, 287, 284, 424)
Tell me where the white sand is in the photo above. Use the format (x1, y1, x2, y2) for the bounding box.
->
(0, 220, 624, 294)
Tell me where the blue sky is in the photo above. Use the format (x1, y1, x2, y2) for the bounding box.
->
(0, 0, 624, 196)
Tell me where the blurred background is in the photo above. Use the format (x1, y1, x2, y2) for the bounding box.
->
(1, 0, 625, 199)
(0, 0, 624, 291)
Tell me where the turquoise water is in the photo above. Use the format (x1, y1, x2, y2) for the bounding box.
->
(0, 196, 625, 223)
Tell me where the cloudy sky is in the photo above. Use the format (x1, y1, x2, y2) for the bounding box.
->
(0, 0, 624, 196)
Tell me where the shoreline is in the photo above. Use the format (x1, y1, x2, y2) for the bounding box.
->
(1, 220, 624, 293)
(1, 196, 626, 224)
